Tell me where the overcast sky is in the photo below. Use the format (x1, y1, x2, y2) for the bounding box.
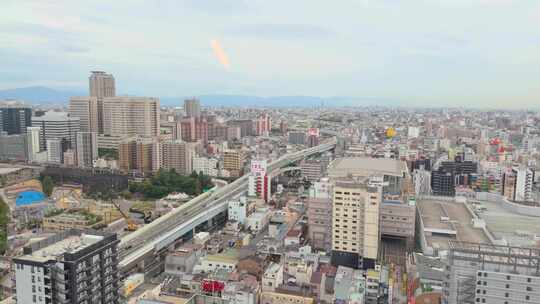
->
(1, 0, 540, 107)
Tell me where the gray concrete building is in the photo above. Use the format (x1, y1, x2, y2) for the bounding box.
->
(443, 241, 540, 304)
(0, 132, 28, 161)
(380, 198, 416, 248)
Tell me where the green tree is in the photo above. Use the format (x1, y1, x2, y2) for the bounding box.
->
(42, 176, 54, 197)
(0, 175, 7, 187)
(0, 197, 9, 254)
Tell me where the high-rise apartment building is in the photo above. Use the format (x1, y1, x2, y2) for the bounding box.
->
(31, 112, 80, 151)
(288, 131, 306, 145)
(184, 98, 201, 118)
(223, 149, 245, 178)
(89, 71, 116, 98)
(76, 132, 98, 168)
(248, 160, 271, 202)
(102, 97, 160, 138)
(502, 166, 535, 202)
(331, 177, 382, 270)
(0, 104, 32, 135)
(69, 96, 99, 133)
(13, 229, 119, 304)
(180, 116, 208, 143)
(227, 119, 254, 137)
(118, 137, 160, 175)
(161, 140, 194, 175)
(255, 113, 271, 136)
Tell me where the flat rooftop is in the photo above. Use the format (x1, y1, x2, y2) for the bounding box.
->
(418, 199, 490, 252)
(474, 199, 540, 247)
(23, 234, 104, 262)
(328, 157, 408, 178)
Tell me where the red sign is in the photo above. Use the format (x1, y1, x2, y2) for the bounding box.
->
(308, 128, 320, 137)
(201, 280, 225, 293)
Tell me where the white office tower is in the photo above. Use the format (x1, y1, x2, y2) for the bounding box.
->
(76, 132, 98, 168)
(248, 160, 271, 202)
(26, 126, 41, 161)
(31, 111, 80, 151)
(514, 166, 535, 202)
(46, 139, 63, 164)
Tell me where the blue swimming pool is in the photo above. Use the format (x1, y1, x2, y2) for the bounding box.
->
(15, 191, 47, 206)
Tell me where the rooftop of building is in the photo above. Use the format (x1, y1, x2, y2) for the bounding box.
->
(169, 244, 204, 257)
(272, 285, 314, 298)
(333, 266, 365, 300)
(417, 199, 490, 252)
(328, 157, 408, 178)
(31, 111, 79, 121)
(264, 262, 282, 275)
(17, 230, 110, 263)
(205, 249, 239, 264)
(471, 199, 540, 247)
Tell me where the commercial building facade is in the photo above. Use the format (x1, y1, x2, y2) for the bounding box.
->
(32, 112, 80, 151)
(0, 105, 32, 135)
(331, 177, 382, 269)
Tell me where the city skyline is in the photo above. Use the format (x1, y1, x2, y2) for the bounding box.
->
(2, 1, 540, 108)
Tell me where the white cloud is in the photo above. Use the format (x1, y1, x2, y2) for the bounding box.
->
(0, 0, 539, 106)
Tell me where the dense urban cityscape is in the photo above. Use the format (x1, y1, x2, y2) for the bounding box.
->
(0, 70, 539, 304)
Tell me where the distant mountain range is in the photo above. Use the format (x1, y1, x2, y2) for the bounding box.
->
(0, 86, 401, 107)
(0, 87, 84, 105)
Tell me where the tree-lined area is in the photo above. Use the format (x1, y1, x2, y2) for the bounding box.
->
(129, 169, 213, 199)
(0, 197, 9, 254)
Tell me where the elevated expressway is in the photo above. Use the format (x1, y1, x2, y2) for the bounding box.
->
(118, 139, 336, 274)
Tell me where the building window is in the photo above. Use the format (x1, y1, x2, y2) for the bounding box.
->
(526, 286, 532, 291)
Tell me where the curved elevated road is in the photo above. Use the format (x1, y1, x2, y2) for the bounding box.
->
(118, 139, 336, 270)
